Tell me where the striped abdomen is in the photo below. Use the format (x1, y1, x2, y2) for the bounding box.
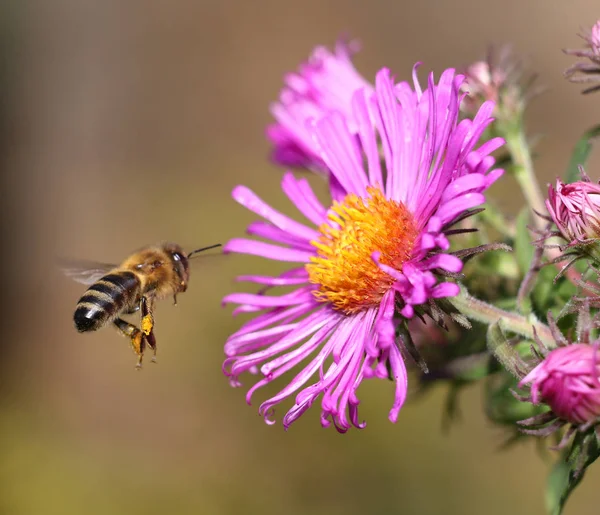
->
(74, 272, 141, 332)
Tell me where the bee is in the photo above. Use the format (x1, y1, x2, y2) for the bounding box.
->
(63, 242, 221, 368)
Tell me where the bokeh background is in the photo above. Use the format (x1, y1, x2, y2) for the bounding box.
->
(2, 1, 600, 514)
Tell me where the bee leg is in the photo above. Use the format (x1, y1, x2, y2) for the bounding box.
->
(140, 297, 158, 363)
(140, 297, 154, 335)
(146, 331, 157, 363)
(113, 318, 146, 369)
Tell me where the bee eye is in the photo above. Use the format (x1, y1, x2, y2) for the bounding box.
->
(172, 252, 182, 262)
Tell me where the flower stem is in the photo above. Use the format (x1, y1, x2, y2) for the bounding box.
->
(504, 127, 546, 230)
(504, 125, 582, 284)
(449, 288, 556, 348)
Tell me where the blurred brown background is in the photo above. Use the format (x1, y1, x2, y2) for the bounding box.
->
(2, 1, 600, 514)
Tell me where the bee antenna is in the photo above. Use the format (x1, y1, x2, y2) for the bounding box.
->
(187, 243, 222, 258)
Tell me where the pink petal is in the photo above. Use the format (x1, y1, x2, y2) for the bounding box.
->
(224, 239, 314, 262)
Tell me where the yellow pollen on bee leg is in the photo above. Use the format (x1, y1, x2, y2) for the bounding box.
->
(141, 314, 154, 335)
(131, 332, 143, 355)
(306, 186, 418, 315)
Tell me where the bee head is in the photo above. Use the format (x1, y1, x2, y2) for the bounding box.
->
(162, 242, 191, 293)
(162, 242, 221, 293)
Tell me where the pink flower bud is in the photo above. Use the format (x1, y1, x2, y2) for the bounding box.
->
(461, 46, 536, 121)
(463, 61, 505, 104)
(520, 344, 600, 426)
(546, 178, 600, 242)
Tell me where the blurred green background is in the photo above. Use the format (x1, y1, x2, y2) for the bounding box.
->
(2, 1, 600, 514)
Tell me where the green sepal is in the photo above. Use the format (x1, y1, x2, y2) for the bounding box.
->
(486, 320, 524, 378)
(484, 336, 548, 426)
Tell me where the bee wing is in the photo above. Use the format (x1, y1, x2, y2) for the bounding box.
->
(60, 259, 117, 285)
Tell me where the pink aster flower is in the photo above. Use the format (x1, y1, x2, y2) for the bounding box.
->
(520, 343, 600, 426)
(564, 21, 600, 94)
(546, 176, 600, 243)
(224, 66, 504, 431)
(267, 40, 372, 170)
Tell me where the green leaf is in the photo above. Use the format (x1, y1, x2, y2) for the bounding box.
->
(531, 264, 578, 315)
(547, 458, 571, 515)
(565, 124, 600, 183)
(514, 207, 535, 276)
(532, 265, 554, 310)
(546, 431, 600, 515)
(555, 274, 578, 303)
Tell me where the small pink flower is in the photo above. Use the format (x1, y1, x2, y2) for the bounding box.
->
(520, 344, 600, 426)
(267, 40, 373, 170)
(546, 177, 600, 242)
(461, 46, 537, 121)
(463, 59, 507, 105)
(564, 20, 600, 94)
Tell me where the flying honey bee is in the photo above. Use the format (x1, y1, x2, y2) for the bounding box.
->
(63, 242, 221, 368)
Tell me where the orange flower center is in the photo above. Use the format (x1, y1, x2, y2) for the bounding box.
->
(306, 186, 419, 314)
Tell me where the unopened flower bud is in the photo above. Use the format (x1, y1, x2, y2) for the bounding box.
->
(461, 46, 536, 126)
(546, 178, 600, 242)
(520, 344, 600, 426)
